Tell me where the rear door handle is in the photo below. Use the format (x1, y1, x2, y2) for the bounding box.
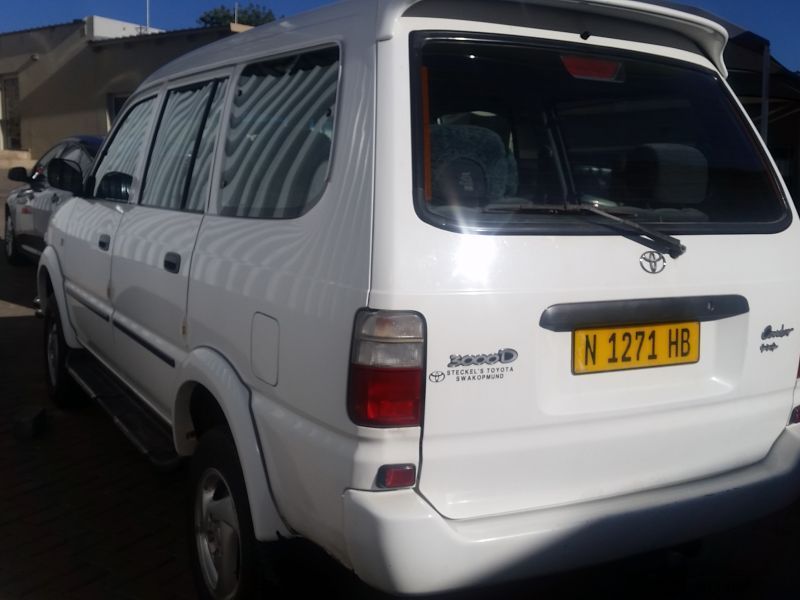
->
(98, 234, 111, 251)
(164, 252, 181, 274)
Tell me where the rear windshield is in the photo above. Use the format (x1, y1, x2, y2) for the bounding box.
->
(411, 34, 789, 235)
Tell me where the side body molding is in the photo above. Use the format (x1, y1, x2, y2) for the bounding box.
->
(38, 245, 81, 349)
(175, 347, 291, 541)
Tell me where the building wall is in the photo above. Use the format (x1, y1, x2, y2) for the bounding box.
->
(0, 19, 235, 156)
(0, 21, 86, 151)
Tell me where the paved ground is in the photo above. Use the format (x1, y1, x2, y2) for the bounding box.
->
(2, 188, 800, 599)
(0, 198, 196, 598)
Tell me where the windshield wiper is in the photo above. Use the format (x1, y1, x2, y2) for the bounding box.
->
(483, 202, 686, 258)
(577, 203, 686, 258)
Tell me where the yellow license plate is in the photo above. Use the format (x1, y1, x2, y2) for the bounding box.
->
(573, 322, 700, 375)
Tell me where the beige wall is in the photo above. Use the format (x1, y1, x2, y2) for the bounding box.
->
(0, 22, 84, 76)
(1, 22, 234, 156)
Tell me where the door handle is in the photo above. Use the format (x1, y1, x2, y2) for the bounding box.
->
(98, 234, 111, 251)
(51, 194, 59, 203)
(164, 252, 181, 274)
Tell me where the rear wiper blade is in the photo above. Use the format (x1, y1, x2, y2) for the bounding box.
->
(575, 203, 686, 259)
(483, 202, 686, 258)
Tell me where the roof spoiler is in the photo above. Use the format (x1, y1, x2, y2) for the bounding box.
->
(378, 0, 730, 78)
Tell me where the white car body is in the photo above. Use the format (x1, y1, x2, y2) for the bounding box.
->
(38, 0, 800, 595)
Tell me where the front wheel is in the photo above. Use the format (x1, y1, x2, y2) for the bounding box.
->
(190, 428, 261, 600)
(43, 294, 77, 407)
(4, 210, 23, 265)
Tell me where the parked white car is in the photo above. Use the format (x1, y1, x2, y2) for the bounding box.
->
(4, 136, 102, 264)
(37, 0, 800, 597)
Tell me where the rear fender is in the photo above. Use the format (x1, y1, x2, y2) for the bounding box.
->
(175, 347, 291, 541)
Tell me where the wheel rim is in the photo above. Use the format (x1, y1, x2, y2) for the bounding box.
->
(195, 467, 242, 600)
(5, 215, 12, 256)
(46, 320, 59, 388)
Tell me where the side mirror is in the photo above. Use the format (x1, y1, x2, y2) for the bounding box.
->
(8, 166, 29, 183)
(47, 158, 84, 196)
(96, 171, 132, 202)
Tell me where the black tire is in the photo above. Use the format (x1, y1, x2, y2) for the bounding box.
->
(4, 209, 23, 265)
(43, 294, 77, 407)
(189, 428, 262, 600)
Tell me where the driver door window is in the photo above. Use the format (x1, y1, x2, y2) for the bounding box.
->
(31, 143, 65, 186)
(92, 98, 156, 201)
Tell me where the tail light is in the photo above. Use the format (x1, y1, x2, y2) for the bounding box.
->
(789, 358, 800, 424)
(347, 310, 425, 427)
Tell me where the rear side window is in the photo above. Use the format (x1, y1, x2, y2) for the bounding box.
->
(217, 46, 339, 219)
(92, 98, 156, 201)
(412, 34, 788, 235)
(141, 79, 228, 212)
(186, 81, 228, 212)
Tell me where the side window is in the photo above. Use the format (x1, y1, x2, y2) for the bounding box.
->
(186, 81, 228, 212)
(92, 98, 156, 201)
(141, 79, 228, 212)
(60, 144, 95, 177)
(31, 143, 65, 183)
(218, 46, 339, 219)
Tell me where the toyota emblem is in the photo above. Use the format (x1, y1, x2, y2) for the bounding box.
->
(640, 251, 666, 274)
(428, 371, 446, 383)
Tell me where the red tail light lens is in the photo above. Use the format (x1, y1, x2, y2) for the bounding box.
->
(349, 366, 422, 426)
(347, 310, 425, 428)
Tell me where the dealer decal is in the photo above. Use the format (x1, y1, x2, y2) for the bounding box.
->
(429, 348, 518, 384)
(760, 324, 794, 354)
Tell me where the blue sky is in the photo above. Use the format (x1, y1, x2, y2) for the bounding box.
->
(2, 1, 798, 70)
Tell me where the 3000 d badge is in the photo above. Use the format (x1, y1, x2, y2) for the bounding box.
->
(448, 348, 518, 367)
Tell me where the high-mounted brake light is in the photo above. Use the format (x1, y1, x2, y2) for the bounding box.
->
(347, 310, 425, 427)
(561, 55, 624, 82)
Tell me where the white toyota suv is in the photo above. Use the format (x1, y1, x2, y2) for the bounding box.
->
(38, 0, 800, 597)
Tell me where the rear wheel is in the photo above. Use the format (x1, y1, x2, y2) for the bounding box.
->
(4, 210, 23, 265)
(190, 428, 261, 600)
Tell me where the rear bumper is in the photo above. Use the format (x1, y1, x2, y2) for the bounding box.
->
(342, 426, 800, 595)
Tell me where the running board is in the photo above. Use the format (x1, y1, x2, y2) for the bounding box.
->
(67, 351, 181, 470)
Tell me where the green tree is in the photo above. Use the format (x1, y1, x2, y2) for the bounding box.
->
(198, 3, 276, 27)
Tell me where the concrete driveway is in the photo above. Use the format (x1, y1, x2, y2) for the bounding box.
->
(1, 188, 800, 599)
